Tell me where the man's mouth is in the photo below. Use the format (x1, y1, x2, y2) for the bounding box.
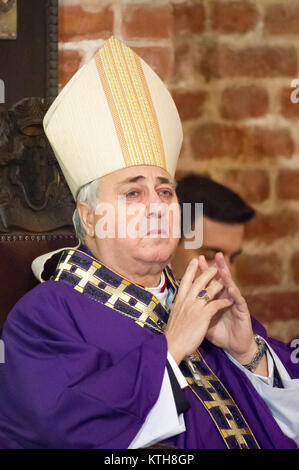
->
(145, 229, 167, 237)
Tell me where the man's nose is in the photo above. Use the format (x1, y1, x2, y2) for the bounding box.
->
(146, 192, 164, 218)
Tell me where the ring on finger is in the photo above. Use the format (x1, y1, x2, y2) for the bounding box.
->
(197, 289, 212, 303)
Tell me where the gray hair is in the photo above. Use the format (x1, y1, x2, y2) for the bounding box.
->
(72, 179, 100, 244)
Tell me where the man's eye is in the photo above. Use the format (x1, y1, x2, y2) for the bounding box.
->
(199, 251, 216, 261)
(204, 254, 215, 261)
(159, 189, 173, 197)
(126, 191, 139, 198)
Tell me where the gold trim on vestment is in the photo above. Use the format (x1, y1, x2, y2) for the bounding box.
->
(53, 247, 260, 449)
(94, 37, 166, 169)
(53, 248, 170, 334)
(185, 351, 260, 449)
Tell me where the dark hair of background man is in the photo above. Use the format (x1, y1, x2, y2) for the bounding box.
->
(176, 174, 256, 236)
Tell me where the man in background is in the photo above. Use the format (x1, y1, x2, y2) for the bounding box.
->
(171, 174, 255, 279)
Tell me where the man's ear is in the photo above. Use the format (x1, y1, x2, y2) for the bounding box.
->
(77, 202, 95, 238)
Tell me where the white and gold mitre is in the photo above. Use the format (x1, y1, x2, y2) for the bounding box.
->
(43, 36, 183, 199)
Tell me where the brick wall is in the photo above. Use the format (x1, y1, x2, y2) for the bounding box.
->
(58, 0, 299, 342)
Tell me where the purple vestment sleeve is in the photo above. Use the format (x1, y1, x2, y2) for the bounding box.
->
(1, 273, 298, 449)
(0, 281, 168, 449)
(164, 318, 299, 449)
(251, 316, 299, 380)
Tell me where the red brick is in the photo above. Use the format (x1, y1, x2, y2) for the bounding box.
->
(122, 5, 173, 39)
(267, 319, 299, 343)
(174, 170, 191, 182)
(175, 170, 211, 182)
(243, 126, 294, 160)
(235, 253, 282, 287)
(173, 41, 202, 83)
(59, 49, 83, 90)
(200, 45, 297, 80)
(59, 5, 114, 42)
(211, 1, 258, 34)
(221, 85, 269, 120)
(172, 90, 208, 121)
(191, 123, 293, 161)
(132, 46, 174, 82)
(246, 292, 299, 322)
(277, 170, 299, 200)
(190, 123, 244, 160)
(244, 210, 299, 242)
(265, 4, 299, 35)
(280, 86, 299, 120)
(173, 3, 205, 35)
(221, 169, 270, 203)
(291, 252, 299, 284)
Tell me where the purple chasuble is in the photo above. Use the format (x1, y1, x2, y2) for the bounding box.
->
(0, 245, 298, 449)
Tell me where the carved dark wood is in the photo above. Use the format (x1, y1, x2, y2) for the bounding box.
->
(0, 0, 15, 13)
(0, 0, 58, 107)
(0, 97, 75, 234)
(46, 0, 58, 101)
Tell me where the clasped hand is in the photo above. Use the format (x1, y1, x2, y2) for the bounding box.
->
(166, 253, 257, 365)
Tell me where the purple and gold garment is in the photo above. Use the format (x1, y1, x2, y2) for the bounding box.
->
(0, 245, 297, 449)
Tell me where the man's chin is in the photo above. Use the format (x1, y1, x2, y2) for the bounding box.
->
(135, 244, 174, 265)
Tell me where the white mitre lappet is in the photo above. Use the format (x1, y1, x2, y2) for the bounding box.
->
(32, 36, 183, 280)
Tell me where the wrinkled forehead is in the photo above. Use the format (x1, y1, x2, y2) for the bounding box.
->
(100, 165, 175, 189)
